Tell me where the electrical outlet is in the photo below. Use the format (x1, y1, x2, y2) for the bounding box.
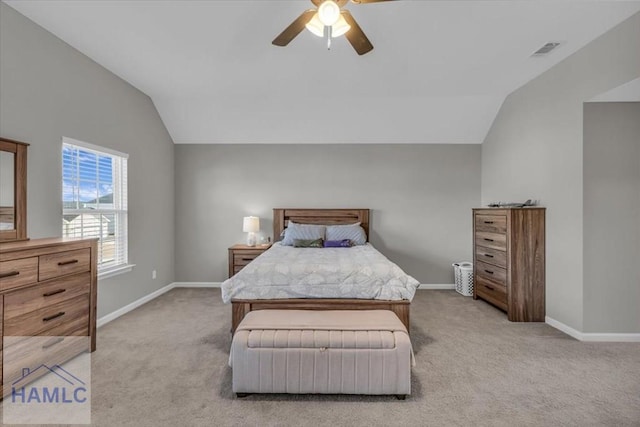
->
(152, 270, 157, 280)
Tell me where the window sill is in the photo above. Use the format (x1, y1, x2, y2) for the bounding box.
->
(98, 264, 136, 280)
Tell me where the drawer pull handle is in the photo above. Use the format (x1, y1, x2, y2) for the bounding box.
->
(42, 337, 65, 349)
(58, 259, 79, 266)
(42, 311, 66, 322)
(483, 238, 494, 242)
(43, 288, 66, 297)
(485, 285, 495, 291)
(241, 258, 253, 261)
(483, 254, 494, 258)
(484, 221, 494, 224)
(0, 270, 20, 279)
(485, 270, 494, 275)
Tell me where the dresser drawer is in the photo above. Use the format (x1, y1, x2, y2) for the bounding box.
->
(39, 248, 91, 281)
(476, 260, 507, 285)
(0, 257, 38, 291)
(475, 231, 507, 251)
(4, 314, 89, 350)
(3, 329, 89, 393)
(475, 276, 507, 310)
(228, 244, 271, 278)
(233, 251, 260, 267)
(4, 293, 90, 337)
(475, 246, 507, 269)
(475, 214, 507, 234)
(3, 272, 90, 321)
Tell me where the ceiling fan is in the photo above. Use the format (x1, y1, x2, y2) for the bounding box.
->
(272, 0, 395, 56)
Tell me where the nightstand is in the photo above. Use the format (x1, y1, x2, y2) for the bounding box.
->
(228, 244, 272, 278)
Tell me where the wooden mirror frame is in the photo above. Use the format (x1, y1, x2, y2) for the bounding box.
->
(0, 137, 28, 242)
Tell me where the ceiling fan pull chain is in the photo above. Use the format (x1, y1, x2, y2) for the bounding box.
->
(327, 26, 332, 50)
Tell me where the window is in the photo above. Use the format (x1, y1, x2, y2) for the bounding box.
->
(62, 137, 129, 276)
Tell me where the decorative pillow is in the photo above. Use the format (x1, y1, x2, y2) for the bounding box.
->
(323, 239, 352, 248)
(294, 238, 324, 248)
(281, 223, 326, 246)
(326, 223, 367, 246)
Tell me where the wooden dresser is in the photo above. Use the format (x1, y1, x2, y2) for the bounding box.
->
(0, 237, 97, 394)
(228, 244, 271, 278)
(473, 208, 545, 322)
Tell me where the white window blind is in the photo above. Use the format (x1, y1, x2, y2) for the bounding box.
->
(62, 138, 128, 274)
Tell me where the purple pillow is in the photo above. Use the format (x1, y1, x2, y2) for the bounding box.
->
(323, 239, 352, 248)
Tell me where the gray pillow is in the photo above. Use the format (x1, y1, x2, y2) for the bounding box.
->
(326, 223, 367, 246)
(281, 222, 326, 246)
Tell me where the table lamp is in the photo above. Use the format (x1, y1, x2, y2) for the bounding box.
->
(242, 216, 260, 247)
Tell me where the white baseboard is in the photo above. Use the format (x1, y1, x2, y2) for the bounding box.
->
(581, 333, 640, 342)
(418, 284, 455, 290)
(97, 282, 175, 328)
(545, 316, 583, 340)
(173, 282, 221, 288)
(545, 316, 640, 342)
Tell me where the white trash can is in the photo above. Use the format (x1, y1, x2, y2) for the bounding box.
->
(452, 262, 474, 296)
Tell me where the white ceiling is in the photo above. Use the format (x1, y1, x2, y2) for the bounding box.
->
(5, 0, 640, 144)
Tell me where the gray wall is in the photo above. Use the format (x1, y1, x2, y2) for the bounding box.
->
(583, 102, 640, 333)
(0, 4, 175, 317)
(481, 13, 640, 331)
(175, 144, 480, 283)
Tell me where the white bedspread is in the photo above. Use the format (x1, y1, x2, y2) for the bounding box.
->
(221, 243, 420, 303)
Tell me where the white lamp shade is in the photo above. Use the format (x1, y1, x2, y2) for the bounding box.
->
(331, 15, 351, 38)
(318, 0, 341, 26)
(305, 13, 325, 37)
(242, 216, 260, 233)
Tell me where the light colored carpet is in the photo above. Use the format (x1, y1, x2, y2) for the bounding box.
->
(88, 288, 640, 426)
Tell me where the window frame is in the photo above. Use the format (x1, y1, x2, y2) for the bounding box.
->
(61, 137, 134, 279)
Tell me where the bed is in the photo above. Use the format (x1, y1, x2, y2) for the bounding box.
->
(225, 208, 419, 333)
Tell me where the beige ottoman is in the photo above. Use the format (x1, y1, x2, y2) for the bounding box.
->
(230, 309, 414, 399)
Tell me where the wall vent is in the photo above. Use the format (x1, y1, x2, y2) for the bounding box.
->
(532, 42, 561, 56)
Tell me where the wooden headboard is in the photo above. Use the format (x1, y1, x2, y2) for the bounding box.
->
(273, 208, 370, 242)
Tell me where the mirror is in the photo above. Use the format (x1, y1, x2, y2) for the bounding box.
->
(0, 151, 15, 230)
(0, 138, 28, 242)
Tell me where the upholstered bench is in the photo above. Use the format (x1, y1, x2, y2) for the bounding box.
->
(230, 309, 413, 399)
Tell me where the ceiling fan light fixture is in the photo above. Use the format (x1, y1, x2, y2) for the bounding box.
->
(272, 0, 382, 55)
(331, 15, 351, 38)
(318, 0, 341, 26)
(305, 13, 325, 37)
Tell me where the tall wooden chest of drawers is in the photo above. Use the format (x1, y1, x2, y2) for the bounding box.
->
(473, 208, 545, 322)
(0, 237, 97, 395)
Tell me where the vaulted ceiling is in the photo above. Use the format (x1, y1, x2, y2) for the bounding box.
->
(5, 0, 640, 144)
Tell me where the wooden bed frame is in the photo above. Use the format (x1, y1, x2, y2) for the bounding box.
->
(230, 208, 411, 333)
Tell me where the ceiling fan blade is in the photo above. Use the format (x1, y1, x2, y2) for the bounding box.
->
(311, 0, 323, 6)
(272, 10, 316, 47)
(351, 0, 395, 4)
(341, 11, 374, 55)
